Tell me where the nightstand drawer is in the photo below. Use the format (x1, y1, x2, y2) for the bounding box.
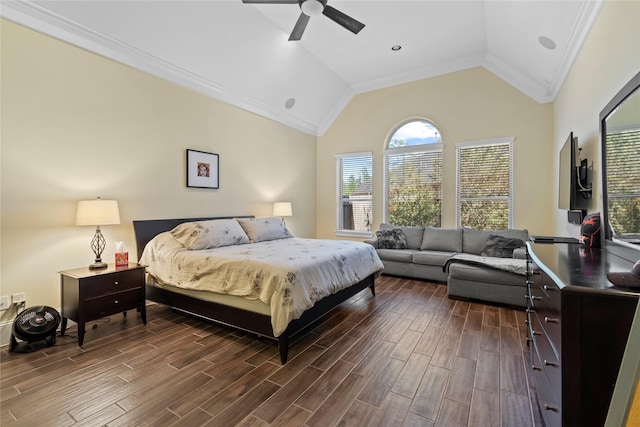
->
(83, 269, 144, 298)
(85, 288, 144, 319)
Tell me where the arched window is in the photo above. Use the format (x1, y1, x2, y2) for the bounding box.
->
(384, 120, 443, 226)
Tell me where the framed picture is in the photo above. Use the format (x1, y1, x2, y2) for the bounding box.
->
(186, 149, 219, 189)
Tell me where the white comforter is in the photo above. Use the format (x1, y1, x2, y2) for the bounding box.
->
(140, 233, 384, 336)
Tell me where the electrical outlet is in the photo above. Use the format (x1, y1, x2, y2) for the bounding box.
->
(12, 292, 26, 304)
(0, 296, 9, 311)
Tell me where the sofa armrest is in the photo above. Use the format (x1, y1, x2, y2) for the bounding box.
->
(364, 238, 379, 249)
(512, 247, 527, 259)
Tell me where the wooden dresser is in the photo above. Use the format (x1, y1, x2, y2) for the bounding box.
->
(526, 242, 639, 427)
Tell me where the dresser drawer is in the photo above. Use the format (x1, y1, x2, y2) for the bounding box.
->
(85, 288, 144, 319)
(531, 346, 562, 427)
(531, 313, 561, 392)
(82, 269, 143, 298)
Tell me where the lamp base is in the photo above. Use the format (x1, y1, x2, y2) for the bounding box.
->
(89, 261, 108, 270)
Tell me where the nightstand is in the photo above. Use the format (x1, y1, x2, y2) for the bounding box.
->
(59, 263, 147, 346)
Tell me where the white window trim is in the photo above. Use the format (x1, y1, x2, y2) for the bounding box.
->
(335, 151, 374, 238)
(455, 137, 514, 228)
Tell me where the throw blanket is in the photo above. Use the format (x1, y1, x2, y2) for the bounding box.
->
(140, 233, 384, 336)
(443, 253, 527, 276)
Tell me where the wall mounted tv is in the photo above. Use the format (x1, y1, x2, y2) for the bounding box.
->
(558, 132, 590, 222)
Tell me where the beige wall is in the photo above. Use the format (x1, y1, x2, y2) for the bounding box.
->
(316, 67, 555, 239)
(0, 20, 316, 330)
(553, 0, 640, 237)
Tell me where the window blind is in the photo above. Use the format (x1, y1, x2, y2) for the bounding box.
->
(336, 153, 373, 233)
(457, 140, 513, 230)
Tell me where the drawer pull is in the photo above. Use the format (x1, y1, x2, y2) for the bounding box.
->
(114, 300, 119, 304)
(544, 360, 559, 367)
(543, 285, 556, 291)
(531, 295, 541, 301)
(544, 404, 559, 412)
(532, 364, 542, 371)
(114, 281, 119, 285)
(532, 330, 541, 336)
(544, 316, 559, 324)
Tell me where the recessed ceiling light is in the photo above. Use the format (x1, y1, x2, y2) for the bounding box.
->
(285, 98, 296, 109)
(391, 45, 402, 51)
(538, 36, 556, 50)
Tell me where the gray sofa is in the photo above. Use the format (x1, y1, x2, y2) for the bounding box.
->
(364, 224, 529, 307)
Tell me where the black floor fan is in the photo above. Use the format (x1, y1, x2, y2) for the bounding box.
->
(10, 305, 61, 353)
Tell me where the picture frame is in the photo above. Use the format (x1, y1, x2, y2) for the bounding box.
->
(186, 149, 219, 189)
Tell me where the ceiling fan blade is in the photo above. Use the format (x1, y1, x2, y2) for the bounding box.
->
(289, 12, 310, 41)
(322, 5, 365, 34)
(241, 0, 298, 3)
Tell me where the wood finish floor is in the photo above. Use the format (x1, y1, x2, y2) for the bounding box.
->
(1, 276, 542, 426)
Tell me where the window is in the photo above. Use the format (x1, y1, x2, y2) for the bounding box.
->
(457, 138, 513, 230)
(384, 120, 443, 226)
(336, 152, 373, 236)
(606, 127, 640, 235)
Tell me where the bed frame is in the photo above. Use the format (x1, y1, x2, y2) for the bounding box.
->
(133, 216, 376, 364)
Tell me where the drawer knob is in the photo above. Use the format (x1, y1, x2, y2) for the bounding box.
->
(532, 364, 542, 371)
(532, 330, 541, 336)
(114, 281, 119, 285)
(531, 295, 541, 301)
(544, 404, 559, 412)
(114, 300, 119, 304)
(544, 316, 559, 324)
(544, 360, 559, 367)
(543, 285, 555, 291)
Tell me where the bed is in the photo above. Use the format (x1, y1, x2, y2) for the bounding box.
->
(133, 216, 383, 364)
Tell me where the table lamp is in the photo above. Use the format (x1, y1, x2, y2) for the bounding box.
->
(76, 197, 121, 269)
(273, 202, 292, 223)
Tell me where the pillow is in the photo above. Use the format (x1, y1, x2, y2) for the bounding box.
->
(236, 217, 293, 243)
(420, 227, 463, 252)
(380, 223, 424, 250)
(170, 219, 250, 250)
(375, 229, 408, 249)
(481, 234, 525, 258)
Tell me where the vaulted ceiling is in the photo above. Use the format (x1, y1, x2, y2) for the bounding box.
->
(2, 1, 603, 135)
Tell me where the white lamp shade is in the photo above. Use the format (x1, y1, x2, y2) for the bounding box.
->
(76, 199, 121, 226)
(273, 202, 292, 217)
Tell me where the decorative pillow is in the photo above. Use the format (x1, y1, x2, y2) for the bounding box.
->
(375, 229, 408, 249)
(380, 223, 424, 249)
(481, 234, 525, 258)
(170, 219, 249, 250)
(236, 217, 293, 243)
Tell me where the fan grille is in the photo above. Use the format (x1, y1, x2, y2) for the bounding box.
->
(14, 306, 61, 339)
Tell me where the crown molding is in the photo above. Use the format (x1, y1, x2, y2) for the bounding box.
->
(0, 1, 319, 136)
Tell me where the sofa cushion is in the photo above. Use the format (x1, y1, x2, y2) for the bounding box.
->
(380, 223, 424, 250)
(448, 262, 525, 287)
(412, 250, 457, 267)
(462, 228, 529, 255)
(376, 249, 417, 263)
(481, 234, 525, 258)
(375, 229, 408, 249)
(420, 227, 463, 252)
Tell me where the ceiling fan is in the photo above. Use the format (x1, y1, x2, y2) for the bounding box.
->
(242, 0, 365, 41)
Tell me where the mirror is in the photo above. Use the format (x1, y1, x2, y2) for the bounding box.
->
(601, 71, 640, 259)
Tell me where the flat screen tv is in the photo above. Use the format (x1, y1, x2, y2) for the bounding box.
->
(558, 132, 588, 216)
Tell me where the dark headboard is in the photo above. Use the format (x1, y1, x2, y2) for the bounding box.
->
(132, 216, 254, 261)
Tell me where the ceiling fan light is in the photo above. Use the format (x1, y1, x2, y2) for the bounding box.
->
(301, 0, 323, 17)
